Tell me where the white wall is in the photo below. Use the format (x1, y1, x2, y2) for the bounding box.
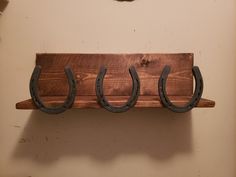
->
(0, 0, 235, 177)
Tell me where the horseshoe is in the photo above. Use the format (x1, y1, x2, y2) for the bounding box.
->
(95, 66, 140, 113)
(29, 65, 77, 114)
(158, 65, 203, 113)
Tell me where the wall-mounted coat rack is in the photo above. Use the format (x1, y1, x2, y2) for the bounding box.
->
(16, 53, 215, 114)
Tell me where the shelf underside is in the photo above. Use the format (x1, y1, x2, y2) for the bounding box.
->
(16, 96, 215, 109)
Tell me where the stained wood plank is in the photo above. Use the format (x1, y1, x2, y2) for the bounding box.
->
(16, 53, 215, 110)
(35, 53, 194, 96)
(16, 96, 215, 109)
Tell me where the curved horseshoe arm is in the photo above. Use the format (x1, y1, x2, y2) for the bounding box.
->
(29, 65, 77, 114)
(95, 66, 140, 113)
(158, 65, 203, 113)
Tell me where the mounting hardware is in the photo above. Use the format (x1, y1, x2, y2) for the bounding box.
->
(29, 65, 77, 114)
(95, 66, 140, 113)
(158, 65, 203, 113)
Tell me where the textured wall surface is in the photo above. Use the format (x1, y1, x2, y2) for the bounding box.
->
(0, 0, 235, 177)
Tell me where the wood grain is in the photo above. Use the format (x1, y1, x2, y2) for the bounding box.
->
(16, 96, 215, 109)
(35, 53, 194, 96)
(16, 53, 215, 110)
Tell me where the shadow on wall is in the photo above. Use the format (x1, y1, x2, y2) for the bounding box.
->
(12, 109, 192, 163)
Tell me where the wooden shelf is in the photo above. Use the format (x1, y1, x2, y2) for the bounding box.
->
(16, 53, 215, 112)
(16, 96, 215, 109)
